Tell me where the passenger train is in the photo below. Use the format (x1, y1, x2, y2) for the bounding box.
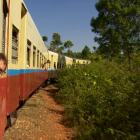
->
(0, 0, 90, 139)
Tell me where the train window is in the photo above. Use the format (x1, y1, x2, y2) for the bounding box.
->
(44, 58, 46, 68)
(63, 64, 66, 68)
(44, 58, 45, 63)
(40, 53, 42, 68)
(21, 3, 27, 19)
(51, 55, 53, 69)
(42, 56, 43, 67)
(27, 40, 31, 67)
(37, 50, 39, 67)
(57, 62, 59, 69)
(1, 13, 6, 53)
(33, 46, 36, 67)
(46, 58, 47, 68)
(83, 61, 85, 64)
(44, 57, 46, 67)
(12, 25, 19, 64)
(59, 63, 62, 69)
(54, 62, 56, 69)
(62, 64, 64, 69)
(73, 59, 76, 63)
(2, 0, 8, 53)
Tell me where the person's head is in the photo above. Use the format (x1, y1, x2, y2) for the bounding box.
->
(0, 53, 7, 77)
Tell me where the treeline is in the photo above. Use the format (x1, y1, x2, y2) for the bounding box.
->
(42, 33, 93, 59)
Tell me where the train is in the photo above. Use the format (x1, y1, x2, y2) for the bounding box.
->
(0, 0, 91, 139)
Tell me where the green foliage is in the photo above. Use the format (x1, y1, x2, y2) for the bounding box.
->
(50, 33, 63, 49)
(56, 46, 65, 54)
(74, 52, 83, 58)
(42, 36, 48, 42)
(90, 0, 140, 62)
(93, 46, 97, 52)
(89, 54, 102, 62)
(82, 45, 91, 59)
(42, 36, 48, 46)
(64, 40, 74, 50)
(56, 58, 140, 140)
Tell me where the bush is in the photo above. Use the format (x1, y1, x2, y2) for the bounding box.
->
(56, 60, 140, 140)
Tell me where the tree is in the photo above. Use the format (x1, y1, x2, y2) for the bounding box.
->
(56, 46, 64, 54)
(42, 36, 48, 46)
(74, 52, 82, 58)
(48, 46, 55, 51)
(82, 45, 91, 59)
(90, 0, 140, 65)
(64, 40, 74, 56)
(50, 33, 63, 50)
(93, 46, 96, 52)
(67, 50, 75, 57)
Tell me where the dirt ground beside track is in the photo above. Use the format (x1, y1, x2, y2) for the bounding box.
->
(3, 84, 75, 140)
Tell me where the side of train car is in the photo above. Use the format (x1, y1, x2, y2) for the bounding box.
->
(0, 0, 91, 139)
(45, 50, 91, 71)
(0, 0, 50, 138)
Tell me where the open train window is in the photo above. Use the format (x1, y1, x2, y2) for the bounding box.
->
(27, 40, 31, 67)
(44, 58, 46, 68)
(12, 25, 19, 64)
(40, 53, 42, 68)
(37, 50, 39, 67)
(21, 3, 27, 19)
(57, 62, 59, 69)
(73, 59, 76, 63)
(54, 62, 56, 69)
(33, 46, 36, 67)
(42, 55, 43, 67)
(2, 0, 8, 53)
(63, 64, 65, 68)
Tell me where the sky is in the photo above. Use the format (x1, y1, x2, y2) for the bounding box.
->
(23, 0, 99, 52)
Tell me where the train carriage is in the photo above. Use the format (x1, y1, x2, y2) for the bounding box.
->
(0, 0, 49, 138)
(0, 0, 91, 139)
(5, 0, 49, 127)
(75, 58, 91, 67)
(46, 50, 58, 79)
(19, 5, 48, 101)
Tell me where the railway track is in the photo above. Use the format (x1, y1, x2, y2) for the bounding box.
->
(3, 84, 74, 140)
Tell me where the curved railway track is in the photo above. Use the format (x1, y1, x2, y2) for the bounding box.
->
(3, 84, 74, 140)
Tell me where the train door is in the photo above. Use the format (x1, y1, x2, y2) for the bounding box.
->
(0, 0, 8, 139)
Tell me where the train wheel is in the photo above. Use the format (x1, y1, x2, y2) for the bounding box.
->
(7, 110, 17, 127)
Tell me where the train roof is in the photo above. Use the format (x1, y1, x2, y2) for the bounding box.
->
(48, 50, 91, 61)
